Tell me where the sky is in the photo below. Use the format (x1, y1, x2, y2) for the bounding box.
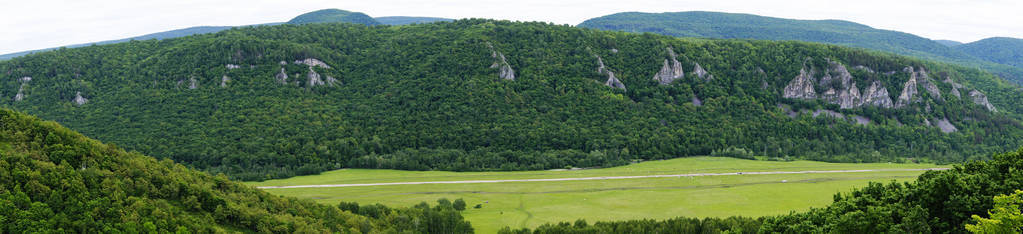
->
(2, 0, 1022, 55)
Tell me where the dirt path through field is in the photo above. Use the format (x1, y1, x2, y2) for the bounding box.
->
(257, 168, 948, 189)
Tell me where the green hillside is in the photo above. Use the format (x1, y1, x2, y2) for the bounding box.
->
(287, 9, 380, 26)
(2, 20, 1022, 181)
(0, 107, 472, 232)
(956, 37, 1023, 68)
(578, 11, 1023, 84)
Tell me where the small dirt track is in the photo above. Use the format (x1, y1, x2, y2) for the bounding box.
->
(257, 168, 948, 189)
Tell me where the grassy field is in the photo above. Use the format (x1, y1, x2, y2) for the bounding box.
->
(248, 157, 941, 233)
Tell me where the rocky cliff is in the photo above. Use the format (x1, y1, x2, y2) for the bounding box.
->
(970, 90, 998, 112)
(895, 66, 941, 107)
(591, 50, 625, 90)
(783, 67, 817, 99)
(860, 81, 894, 108)
(934, 118, 958, 133)
(307, 67, 325, 87)
(294, 58, 331, 69)
(73, 91, 87, 106)
(221, 75, 230, 88)
(487, 43, 516, 80)
(819, 60, 860, 108)
(693, 62, 713, 80)
(275, 68, 289, 84)
(13, 76, 30, 101)
(652, 47, 684, 85)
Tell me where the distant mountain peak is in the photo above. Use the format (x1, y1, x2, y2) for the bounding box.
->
(287, 8, 381, 26)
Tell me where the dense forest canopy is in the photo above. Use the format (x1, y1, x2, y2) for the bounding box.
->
(2, 20, 1022, 181)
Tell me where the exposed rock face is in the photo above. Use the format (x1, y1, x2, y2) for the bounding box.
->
(226, 64, 241, 70)
(13, 76, 30, 101)
(188, 77, 198, 90)
(14, 85, 26, 101)
(275, 68, 289, 84)
(692, 96, 702, 106)
(935, 118, 958, 133)
(652, 47, 684, 85)
(326, 76, 339, 86)
(943, 77, 963, 98)
(73, 91, 88, 106)
(693, 62, 712, 80)
(590, 52, 625, 90)
(783, 68, 816, 99)
(818, 61, 861, 108)
(860, 81, 894, 108)
(852, 116, 871, 125)
(486, 42, 516, 80)
(595, 54, 610, 74)
(783, 61, 900, 110)
(916, 68, 941, 99)
(820, 60, 853, 89)
(853, 65, 875, 73)
(837, 83, 861, 109)
(895, 70, 918, 107)
(896, 67, 941, 108)
(221, 75, 230, 88)
(307, 67, 325, 87)
(969, 90, 997, 112)
(604, 73, 626, 90)
(812, 109, 845, 119)
(294, 58, 331, 69)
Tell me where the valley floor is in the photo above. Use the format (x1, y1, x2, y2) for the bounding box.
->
(249, 157, 941, 233)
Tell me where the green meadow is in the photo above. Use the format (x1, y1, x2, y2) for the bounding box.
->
(249, 157, 941, 233)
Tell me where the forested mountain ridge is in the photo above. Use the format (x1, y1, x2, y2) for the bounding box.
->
(578, 11, 1023, 84)
(0, 8, 382, 61)
(0, 107, 475, 232)
(2, 20, 1022, 181)
(955, 37, 1023, 68)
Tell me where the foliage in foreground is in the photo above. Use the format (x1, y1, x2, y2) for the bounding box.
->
(966, 190, 1023, 233)
(0, 107, 471, 233)
(498, 217, 762, 234)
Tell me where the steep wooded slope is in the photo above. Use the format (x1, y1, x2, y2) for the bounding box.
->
(2, 20, 1021, 180)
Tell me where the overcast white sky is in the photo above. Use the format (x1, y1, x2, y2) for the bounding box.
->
(2, 0, 1021, 55)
